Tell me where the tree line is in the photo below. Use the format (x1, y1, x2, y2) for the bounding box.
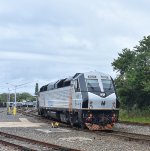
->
(0, 83, 39, 103)
(112, 36, 150, 110)
(0, 92, 36, 103)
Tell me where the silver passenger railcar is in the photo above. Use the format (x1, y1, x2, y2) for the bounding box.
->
(38, 71, 119, 130)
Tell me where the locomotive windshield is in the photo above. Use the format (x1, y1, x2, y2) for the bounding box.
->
(101, 79, 115, 95)
(86, 79, 101, 95)
(87, 79, 99, 87)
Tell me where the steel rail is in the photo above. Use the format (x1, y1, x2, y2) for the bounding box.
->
(0, 139, 37, 151)
(0, 131, 82, 151)
(95, 130, 150, 144)
(112, 130, 150, 142)
(17, 109, 68, 127)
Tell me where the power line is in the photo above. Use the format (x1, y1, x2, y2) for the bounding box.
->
(0, 81, 35, 92)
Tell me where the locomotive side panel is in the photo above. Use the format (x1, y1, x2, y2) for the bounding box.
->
(39, 86, 71, 109)
(38, 93, 45, 107)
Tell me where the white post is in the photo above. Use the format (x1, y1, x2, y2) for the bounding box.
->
(7, 88, 11, 114)
(13, 86, 17, 115)
(14, 86, 16, 106)
(8, 88, 10, 102)
(6, 82, 31, 115)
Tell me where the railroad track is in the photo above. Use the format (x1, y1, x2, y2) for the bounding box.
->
(17, 108, 37, 114)
(0, 109, 6, 113)
(17, 108, 41, 119)
(96, 130, 150, 144)
(17, 109, 69, 127)
(118, 121, 150, 127)
(0, 131, 82, 151)
(17, 108, 150, 144)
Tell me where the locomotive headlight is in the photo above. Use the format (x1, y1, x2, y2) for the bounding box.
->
(100, 92, 105, 97)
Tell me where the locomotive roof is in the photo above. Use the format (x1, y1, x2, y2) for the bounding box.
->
(39, 71, 111, 91)
(64, 76, 73, 82)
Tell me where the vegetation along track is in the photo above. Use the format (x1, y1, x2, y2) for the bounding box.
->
(0, 131, 82, 151)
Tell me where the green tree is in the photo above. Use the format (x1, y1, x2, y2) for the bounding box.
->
(0, 93, 7, 103)
(112, 48, 135, 75)
(112, 36, 150, 109)
(18, 92, 33, 101)
(0, 92, 36, 102)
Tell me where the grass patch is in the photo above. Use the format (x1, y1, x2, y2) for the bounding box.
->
(119, 108, 150, 123)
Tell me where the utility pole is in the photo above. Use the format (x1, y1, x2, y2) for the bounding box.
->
(7, 84, 17, 115)
(8, 88, 10, 102)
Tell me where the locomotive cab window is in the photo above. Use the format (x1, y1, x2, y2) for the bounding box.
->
(101, 79, 114, 92)
(86, 79, 99, 87)
(86, 79, 101, 94)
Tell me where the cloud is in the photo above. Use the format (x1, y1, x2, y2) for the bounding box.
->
(0, 0, 150, 94)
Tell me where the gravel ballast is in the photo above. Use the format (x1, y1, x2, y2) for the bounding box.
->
(0, 108, 150, 151)
(0, 144, 21, 151)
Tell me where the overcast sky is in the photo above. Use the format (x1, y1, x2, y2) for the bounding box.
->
(0, 0, 150, 94)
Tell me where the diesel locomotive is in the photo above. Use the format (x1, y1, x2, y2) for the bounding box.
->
(38, 71, 119, 130)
